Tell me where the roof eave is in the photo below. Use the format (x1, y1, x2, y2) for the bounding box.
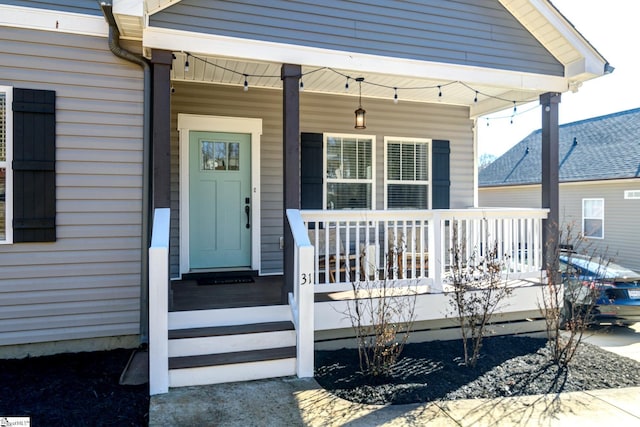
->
(499, 0, 611, 83)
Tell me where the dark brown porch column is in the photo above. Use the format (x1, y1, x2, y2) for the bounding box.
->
(281, 64, 301, 303)
(150, 49, 173, 209)
(540, 92, 561, 270)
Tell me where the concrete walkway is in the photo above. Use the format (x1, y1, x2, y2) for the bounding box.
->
(150, 324, 640, 426)
(150, 378, 640, 426)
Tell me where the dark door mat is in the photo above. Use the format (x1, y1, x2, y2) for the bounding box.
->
(197, 276, 255, 285)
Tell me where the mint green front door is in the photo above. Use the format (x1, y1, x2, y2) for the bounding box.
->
(189, 131, 252, 269)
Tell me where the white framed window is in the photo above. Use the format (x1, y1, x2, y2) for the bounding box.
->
(384, 137, 431, 209)
(0, 86, 13, 244)
(582, 198, 604, 239)
(624, 190, 640, 199)
(324, 133, 375, 210)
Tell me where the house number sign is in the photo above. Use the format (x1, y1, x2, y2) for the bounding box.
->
(300, 273, 313, 285)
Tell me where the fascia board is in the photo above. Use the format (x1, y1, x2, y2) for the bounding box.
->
(0, 4, 108, 37)
(531, 0, 608, 77)
(114, 0, 143, 17)
(144, 26, 567, 93)
(501, 0, 609, 78)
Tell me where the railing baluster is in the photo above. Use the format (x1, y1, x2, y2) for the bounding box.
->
(298, 208, 547, 287)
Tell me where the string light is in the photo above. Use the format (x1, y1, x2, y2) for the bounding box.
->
(484, 103, 539, 127)
(510, 101, 517, 124)
(174, 53, 535, 123)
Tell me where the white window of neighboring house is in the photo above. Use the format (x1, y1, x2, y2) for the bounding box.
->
(624, 190, 640, 199)
(582, 198, 604, 239)
(384, 137, 430, 209)
(324, 133, 375, 210)
(0, 86, 13, 244)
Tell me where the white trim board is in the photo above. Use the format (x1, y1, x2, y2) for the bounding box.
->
(143, 26, 569, 94)
(0, 5, 108, 37)
(178, 114, 262, 276)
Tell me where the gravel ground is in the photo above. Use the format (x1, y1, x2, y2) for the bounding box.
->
(315, 334, 640, 405)
(0, 348, 148, 426)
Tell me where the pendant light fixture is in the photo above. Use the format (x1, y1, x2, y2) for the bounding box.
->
(354, 77, 366, 129)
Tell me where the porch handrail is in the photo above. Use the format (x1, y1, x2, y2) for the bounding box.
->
(148, 208, 171, 395)
(286, 209, 315, 378)
(300, 208, 549, 292)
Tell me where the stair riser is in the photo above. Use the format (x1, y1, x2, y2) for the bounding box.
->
(169, 331, 296, 357)
(169, 305, 291, 330)
(169, 358, 296, 387)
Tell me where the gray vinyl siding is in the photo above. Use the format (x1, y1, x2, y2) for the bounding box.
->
(478, 185, 541, 209)
(151, 0, 563, 76)
(479, 180, 640, 272)
(170, 82, 473, 276)
(0, 26, 143, 346)
(3, 0, 102, 15)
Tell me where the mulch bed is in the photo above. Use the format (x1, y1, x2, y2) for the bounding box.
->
(3, 334, 640, 423)
(315, 334, 640, 405)
(0, 348, 148, 426)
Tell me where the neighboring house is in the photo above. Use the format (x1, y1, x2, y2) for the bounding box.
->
(0, 1, 609, 394)
(479, 108, 640, 272)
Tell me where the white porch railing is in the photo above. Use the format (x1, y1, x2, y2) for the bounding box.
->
(148, 208, 171, 395)
(288, 207, 548, 377)
(286, 209, 315, 378)
(299, 208, 549, 291)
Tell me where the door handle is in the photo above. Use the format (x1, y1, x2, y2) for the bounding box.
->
(244, 205, 250, 229)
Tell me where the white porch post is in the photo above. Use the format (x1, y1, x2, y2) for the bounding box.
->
(429, 211, 443, 290)
(149, 208, 170, 395)
(286, 209, 315, 378)
(297, 243, 315, 377)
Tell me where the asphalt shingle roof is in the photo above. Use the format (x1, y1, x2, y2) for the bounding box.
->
(479, 107, 640, 187)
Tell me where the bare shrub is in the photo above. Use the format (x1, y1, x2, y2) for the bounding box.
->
(446, 221, 512, 368)
(345, 250, 418, 377)
(540, 223, 603, 367)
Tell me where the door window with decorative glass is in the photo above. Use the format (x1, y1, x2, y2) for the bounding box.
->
(385, 137, 430, 209)
(324, 134, 374, 209)
(582, 198, 604, 239)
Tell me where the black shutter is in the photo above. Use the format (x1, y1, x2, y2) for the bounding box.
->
(12, 88, 56, 242)
(301, 132, 323, 210)
(432, 140, 450, 209)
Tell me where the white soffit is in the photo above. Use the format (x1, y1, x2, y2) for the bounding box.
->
(499, 0, 609, 80)
(113, 0, 144, 39)
(145, 0, 182, 15)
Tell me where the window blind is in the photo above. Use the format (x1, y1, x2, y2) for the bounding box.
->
(386, 140, 429, 209)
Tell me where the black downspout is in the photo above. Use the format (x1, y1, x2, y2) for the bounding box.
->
(100, 2, 152, 345)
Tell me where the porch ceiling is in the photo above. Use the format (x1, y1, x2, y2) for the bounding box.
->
(170, 53, 544, 118)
